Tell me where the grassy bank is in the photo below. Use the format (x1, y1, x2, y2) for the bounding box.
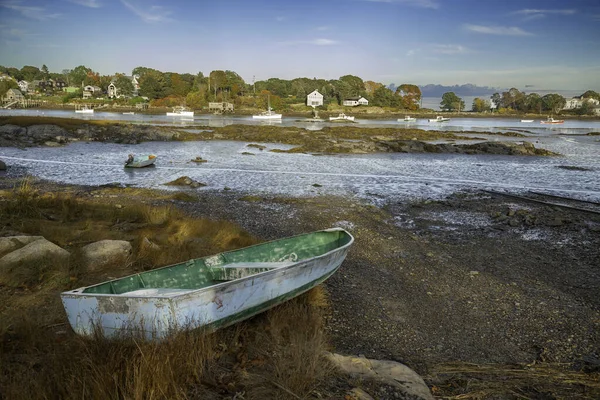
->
(0, 179, 338, 399)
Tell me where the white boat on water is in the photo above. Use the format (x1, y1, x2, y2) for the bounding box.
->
(75, 105, 93, 114)
(399, 116, 416, 122)
(60, 228, 354, 339)
(167, 106, 194, 117)
(428, 116, 450, 122)
(329, 113, 355, 122)
(541, 117, 564, 124)
(123, 111, 135, 115)
(252, 95, 282, 120)
(520, 119, 534, 123)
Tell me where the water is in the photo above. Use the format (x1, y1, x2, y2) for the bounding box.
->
(1, 133, 599, 203)
(2, 109, 599, 135)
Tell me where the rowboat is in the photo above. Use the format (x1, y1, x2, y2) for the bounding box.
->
(329, 113, 355, 122)
(541, 117, 564, 124)
(428, 116, 449, 122)
(60, 228, 354, 339)
(124, 154, 157, 168)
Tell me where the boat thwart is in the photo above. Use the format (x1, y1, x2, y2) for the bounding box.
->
(61, 228, 354, 339)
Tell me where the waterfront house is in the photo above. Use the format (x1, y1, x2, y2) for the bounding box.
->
(107, 75, 140, 98)
(83, 85, 102, 99)
(209, 102, 234, 113)
(107, 82, 117, 98)
(2, 88, 25, 102)
(563, 96, 600, 110)
(17, 80, 29, 93)
(306, 90, 324, 107)
(55, 79, 66, 90)
(343, 96, 369, 106)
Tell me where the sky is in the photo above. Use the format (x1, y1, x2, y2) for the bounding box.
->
(1, 0, 599, 91)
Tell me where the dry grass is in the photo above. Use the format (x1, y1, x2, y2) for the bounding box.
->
(0, 180, 337, 400)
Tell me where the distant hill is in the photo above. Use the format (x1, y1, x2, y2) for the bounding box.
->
(388, 83, 503, 97)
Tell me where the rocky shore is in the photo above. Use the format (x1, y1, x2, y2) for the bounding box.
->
(0, 118, 558, 157)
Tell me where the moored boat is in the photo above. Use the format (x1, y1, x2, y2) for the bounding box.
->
(399, 116, 416, 122)
(167, 106, 194, 117)
(428, 116, 450, 122)
(520, 119, 534, 123)
(329, 113, 355, 122)
(60, 228, 354, 339)
(124, 154, 157, 168)
(123, 111, 135, 115)
(75, 105, 93, 114)
(541, 117, 564, 124)
(252, 95, 282, 120)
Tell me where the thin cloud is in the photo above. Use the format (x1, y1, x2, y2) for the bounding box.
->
(279, 38, 339, 46)
(365, 0, 439, 9)
(431, 44, 470, 55)
(514, 9, 576, 16)
(464, 24, 533, 36)
(0, 1, 61, 20)
(68, 0, 101, 7)
(120, 0, 173, 23)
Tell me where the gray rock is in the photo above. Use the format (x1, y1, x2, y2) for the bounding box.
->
(0, 159, 6, 171)
(81, 240, 132, 271)
(0, 235, 45, 258)
(0, 238, 70, 271)
(27, 124, 69, 140)
(0, 124, 27, 137)
(326, 353, 433, 400)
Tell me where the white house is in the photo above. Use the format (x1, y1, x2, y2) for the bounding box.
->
(563, 96, 600, 110)
(107, 82, 117, 98)
(343, 96, 369, 106)
(83, 85, 102, 99)
(17, 80, 29, 93)
(107, 75, 140, 98)
(306, 90, 323, 107)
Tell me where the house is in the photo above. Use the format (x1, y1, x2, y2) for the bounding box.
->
(563, 96, 600, 110)
(17, 80, 29, 93)
(29, 80, 42, 93)
(83, 85, 102, 99)
(208, 102, 234, 113)
(107, 75, 140, 98)
(594, 106, 600, 116)
(55, 80, 66, 90)
(306, 90, 323, 107)
(342, 96, 369, 106)
(2, 88, 25, 102)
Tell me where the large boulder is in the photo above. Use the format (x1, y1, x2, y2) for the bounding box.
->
(0, 235, 45, 258)
(0, 124, 27, 137)
(27, 124, 69, 141)
(81, 240, 132, 271)
(0, 238, 70, 274)
(326, 353, 433, 400)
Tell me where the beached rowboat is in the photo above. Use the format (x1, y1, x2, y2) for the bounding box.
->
(61, 228, 354, 339)
(124, 154, 157, 168)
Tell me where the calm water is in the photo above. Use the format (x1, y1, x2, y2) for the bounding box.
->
(1, 109, 599, 135)
(1, 132, 599, 203)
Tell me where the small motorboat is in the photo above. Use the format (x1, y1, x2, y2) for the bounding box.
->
(167, 106, 194, 117)
(520, 119, 534, 123)
(61, 228, 354, 339)
(399, 116, 416, 122)
(541, 117, 564, 124)
(123, 111, 135, 115)
(125, 154, 157, 168)
(329, 113, 355, 122)
(75, 105, 93, 114)
(428, 116, 450, 122)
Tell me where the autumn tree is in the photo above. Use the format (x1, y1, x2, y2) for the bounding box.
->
(364, 81, 383, 95)
(472, 97, 491, 112)
(440, 92, 464, 112)
(396, 84, 421, 110)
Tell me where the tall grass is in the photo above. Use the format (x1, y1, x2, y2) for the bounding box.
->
(0, 181, 336, 400)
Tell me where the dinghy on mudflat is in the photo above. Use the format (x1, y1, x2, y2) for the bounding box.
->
(61, 228, 354, 339)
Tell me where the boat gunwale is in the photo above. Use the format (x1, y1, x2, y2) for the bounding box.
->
(61, 228, 354, 299)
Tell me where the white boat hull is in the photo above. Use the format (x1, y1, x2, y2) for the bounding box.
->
(167, 111, 194, 117)
(252, 114, 282, 120)
(329, 117, 355, 122)
(60, 229, 353, 339)
(75, 109, 94, 114)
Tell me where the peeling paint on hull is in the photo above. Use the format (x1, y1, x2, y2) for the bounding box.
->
(61, 228, 354, 339)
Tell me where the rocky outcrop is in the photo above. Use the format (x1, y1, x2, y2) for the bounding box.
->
(164, 176, 206, 188)
(81, 240, 132, 271)
(378, 140, 558, 156)
(327, 353, 434, 400)
(0, 235, 45, 257)
(0, 159, 6, 170)
(0, 238, 70, 271)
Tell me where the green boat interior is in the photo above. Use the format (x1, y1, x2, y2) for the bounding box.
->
(80, 230, 352, 295)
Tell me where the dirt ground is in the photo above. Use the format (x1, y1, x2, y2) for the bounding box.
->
(178, 189, 600, 374)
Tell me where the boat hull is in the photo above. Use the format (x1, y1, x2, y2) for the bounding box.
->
(61, 228, 353, 339)
(125, 155, 157, 168)
(252, 114, 282, 120)
(75, 110, 93, 114)
(167, 111, 194, 117)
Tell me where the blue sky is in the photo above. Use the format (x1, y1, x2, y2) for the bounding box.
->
(1, 0, 599, 91)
